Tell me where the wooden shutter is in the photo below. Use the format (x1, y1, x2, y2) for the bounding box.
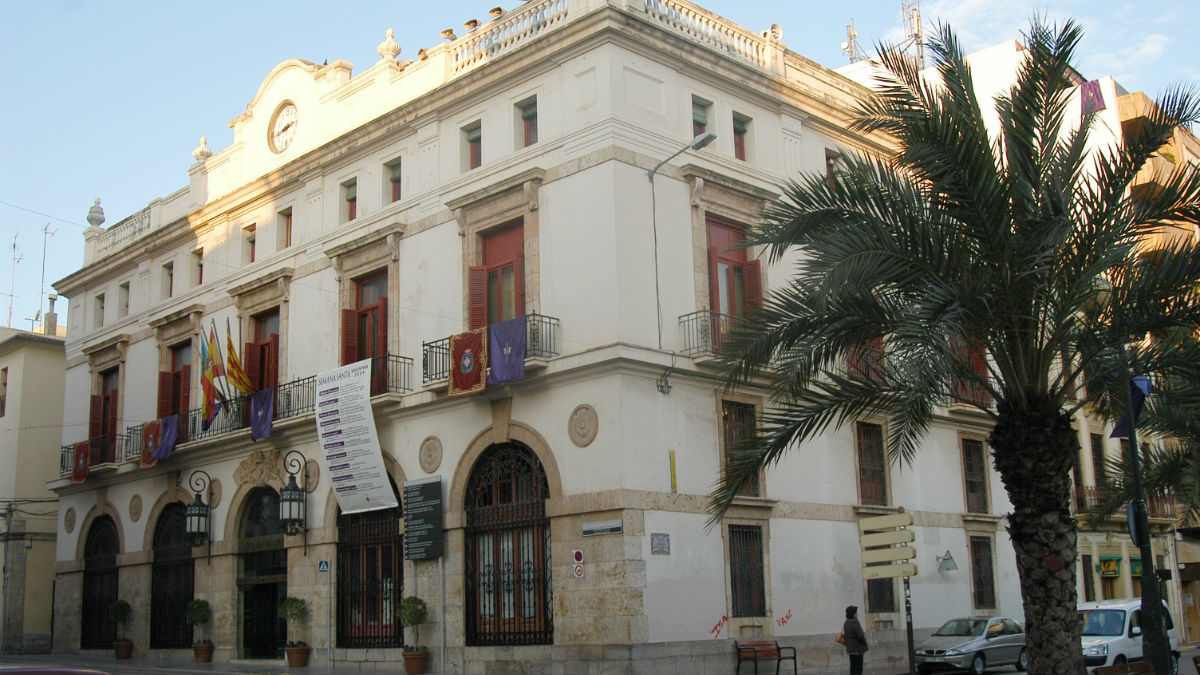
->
(89, 395, 103, 441)
(267, 334, 280, 388)
(245, 341, 261, 392)
(157, 372, 173, 418)
(373, 299, 388, 395)
(180, 365, 191, 413)
(744, 259, 762, 310)
(341, 309, 358, 365)
(468, 266, 487, 330)
(106, 389, 118, 436)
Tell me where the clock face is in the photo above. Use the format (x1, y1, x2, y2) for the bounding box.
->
(270, 103, 298, 153)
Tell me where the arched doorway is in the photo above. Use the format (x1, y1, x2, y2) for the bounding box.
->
(151, 502, 193, 648)
(464, 442, 553, 645)
(81, 515, 119, 649)
(336, 478, 403, 647)
(238, 487, 286, 658)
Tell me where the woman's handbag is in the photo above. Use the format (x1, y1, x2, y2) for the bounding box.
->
(835, 632, 846, 645)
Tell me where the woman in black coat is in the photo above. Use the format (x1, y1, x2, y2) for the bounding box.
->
(842, 605, 868, 675)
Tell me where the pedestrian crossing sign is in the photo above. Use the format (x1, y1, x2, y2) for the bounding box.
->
(318, 560, 330, 573)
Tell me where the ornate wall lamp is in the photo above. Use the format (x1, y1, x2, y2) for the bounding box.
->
(185, 469, 213, 563)
(279, 450, 308, 554)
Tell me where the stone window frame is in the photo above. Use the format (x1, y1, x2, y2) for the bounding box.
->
(680, 166, 775, 317)
(716, 392, 768, 503)
(721, 517, 772, 636)
(228, 268, 294, 386)
(959, 432, 992, 515)
(447, 168, 544, 329)
(325, 222, 404, 358)
(81, 333, 131, 438)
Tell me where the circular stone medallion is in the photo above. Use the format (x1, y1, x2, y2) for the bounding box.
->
(419, 436, 443, 473)
(568, 404, 599, 447)
(64, 508, 76, 534)
(129, 494, 143, 522)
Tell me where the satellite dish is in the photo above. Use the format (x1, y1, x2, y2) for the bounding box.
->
(840, 41, 849, 50)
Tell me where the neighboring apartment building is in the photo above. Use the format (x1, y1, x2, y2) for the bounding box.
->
(51, 1, 1023, 672)
(0, 311, 65, 654)
(842, 39, 1200, 637)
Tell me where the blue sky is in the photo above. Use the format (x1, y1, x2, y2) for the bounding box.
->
(1, 0, 1196, 331)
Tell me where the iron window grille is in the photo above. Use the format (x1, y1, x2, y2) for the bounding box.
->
(150, 503, 194, 648)
(338, 500, 404, 647)
(728, 524, 765, 617)
(465, 443, 553, 646)
(81, 516, 120, 649)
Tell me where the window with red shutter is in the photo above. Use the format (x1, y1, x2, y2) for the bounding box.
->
(469, 222, 525, 330)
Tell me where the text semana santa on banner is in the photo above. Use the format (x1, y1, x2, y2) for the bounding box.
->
(314, 360, 398, 514)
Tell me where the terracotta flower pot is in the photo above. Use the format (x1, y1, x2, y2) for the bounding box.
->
(285, 645, 310, 668)
(113, 639, 133, 659)
(402, 650, 428, 674)
(193, 642, 214, 663)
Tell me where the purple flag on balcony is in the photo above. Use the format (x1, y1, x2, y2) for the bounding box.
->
(488, 316, 527, 384)
(152, 414, 180, 460)
(1081, 80, 1106, 117)
(250, 387, 276, 442)
(1110, 375, 1151, 439)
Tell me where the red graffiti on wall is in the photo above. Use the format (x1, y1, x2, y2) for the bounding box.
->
(776, 610, 793, 626)
(711, 615, 728, 638)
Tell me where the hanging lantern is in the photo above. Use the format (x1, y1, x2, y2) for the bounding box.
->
(279, 464, 306, 535)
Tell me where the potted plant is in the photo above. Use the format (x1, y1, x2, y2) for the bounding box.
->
(397, 596, 429, 674)
(110, 599, 133, 659)
(279, 596, 310, 667)
(186, 599, 214, 663)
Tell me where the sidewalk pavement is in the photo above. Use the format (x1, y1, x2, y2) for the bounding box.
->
(4, 645, 1199, 675)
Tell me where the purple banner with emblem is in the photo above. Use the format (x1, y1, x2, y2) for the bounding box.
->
(488, 316, 527, 384)
(152, 414, 180, 460)
(250, 387, 276, 441)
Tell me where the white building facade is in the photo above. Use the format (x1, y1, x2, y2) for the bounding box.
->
(51, 1, 1023, 672)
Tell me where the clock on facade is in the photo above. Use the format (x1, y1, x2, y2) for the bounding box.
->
(269, 102, 298, 153)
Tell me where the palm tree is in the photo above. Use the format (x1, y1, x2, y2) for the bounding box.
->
(713, 19, 1200, 675)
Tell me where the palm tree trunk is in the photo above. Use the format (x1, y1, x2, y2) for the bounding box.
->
(989, 394, 1085, 675)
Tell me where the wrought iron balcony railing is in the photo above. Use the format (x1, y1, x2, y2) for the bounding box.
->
(59, 354, 413, 478)
(679, 309, 744, 357)
(1073, 486, 1176, 519)
(422, 313, 560, 385)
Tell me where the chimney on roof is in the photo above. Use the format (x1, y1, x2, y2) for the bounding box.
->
(44, 293, 57, 336)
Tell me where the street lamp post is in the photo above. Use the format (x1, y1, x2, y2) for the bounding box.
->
(185, 470, 213, 563)
(280, 450, 308, 554)
(647, 131, 717, 351)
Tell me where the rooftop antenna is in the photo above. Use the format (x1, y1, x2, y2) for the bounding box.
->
(6, 233, 21, 328)
(841, 19, 866, 64)
(900, 0, 925, 69)
(37, 223, 56, 327)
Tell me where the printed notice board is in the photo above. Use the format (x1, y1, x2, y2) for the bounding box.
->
(403, 476, 444, 560)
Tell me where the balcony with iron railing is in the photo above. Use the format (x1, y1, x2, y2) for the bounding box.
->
(422, 313, 560, 385)
(679, 310, 744, 358)
(1073, 486, 1176, 520)
(60, 354, 413, 479)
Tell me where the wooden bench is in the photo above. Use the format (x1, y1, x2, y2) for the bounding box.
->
(734, 639, 797, 675)
(1094, 661, 1155, 675)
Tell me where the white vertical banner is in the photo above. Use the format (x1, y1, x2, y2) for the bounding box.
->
(315, 359, 398, 513)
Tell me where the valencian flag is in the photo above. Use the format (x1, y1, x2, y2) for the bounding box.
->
(1110, 375, 1152, 439)
(1081, 80, 1106, 117)
(449, 328, 487, 397)
(250, 387, 276, 441)
(199, 329, 226, 430)
(225, 320, 255, 395)
(152, 414, 181, 461)
(139, 420, 162, 468)
(488, 316, 527, 384)
(71, 441, 91, 484)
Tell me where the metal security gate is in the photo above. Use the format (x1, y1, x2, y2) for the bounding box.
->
(464, 443, 553, 646)
(151, 503, 194, 648)
(239, 487, 287, 659)
(337, 504, 403, 647)
(81, 516, 119, 649)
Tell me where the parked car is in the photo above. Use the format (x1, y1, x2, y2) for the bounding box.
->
(914, 616, 1026, 674)
(1079, 597, 1180, 674)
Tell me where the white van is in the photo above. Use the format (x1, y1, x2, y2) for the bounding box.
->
(1078, 598, 1180, 674)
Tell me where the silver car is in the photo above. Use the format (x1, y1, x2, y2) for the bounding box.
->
(914, 617, 1027, 674)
